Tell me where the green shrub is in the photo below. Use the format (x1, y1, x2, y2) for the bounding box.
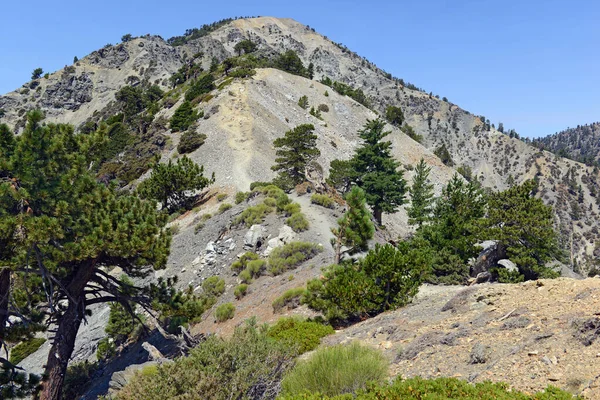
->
(96, 337, 116, 361)
(249, 181, 273, 190)
(305, 243, 427, 322)
(268, 242, 323, 275)
(281, 342, 387, 397)
(115, 322, 296, 400)
(311, 193, 335, 208)
(279, 377, 579, 399)
(231, 252, 260, 273)
(286, 212, 309, 232)
(239, 269, 252, 284)
(234, 203, 273, 226)
(298, 95, 309, 109)
(202, 276, 225, 297)
(104, 301, 143, 349)
(62, 361, 98, 400)
(272, 288, 307, 312)
(185, 73, 215, 102)
(218, 202, 232, 214)
(170, 101, 200, 132)
(235, 191, 249, 204)
(267, 317, 334, 354)
(283, 202, 301, 216)
(246, 259, 267, 278)
(9, 338, 46, 365)
(215, 303, 235, 322)
(228, 67, 256, 78)
(217, 77, 234, 90)
(234, 284, 248, 299)
(263, 197, 277, 207)
(177, 130, 206, 154)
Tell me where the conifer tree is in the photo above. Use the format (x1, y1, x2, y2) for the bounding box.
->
(137, 156, 215, 212)
(331, 186, 374, 263)
(407, 158, 434, 227)
(353, 119, 406, 225)
(271, 124, 320, 189)
(0, 111, 172, 400)
(484, 180, 561, 280)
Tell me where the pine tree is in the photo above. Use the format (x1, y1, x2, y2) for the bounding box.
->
(407, 158, 434, 227)
(307, 62, 314, 79)
(1, 111, 172, 400)
(326, 159, 356, 194)
(169, 101, 199, 132)
(385, 105, 404, 127)
(271, 124, 320, 189)
(417, 174, 486, 284)
(353, 119, 406, 225)
(331, 186, 374, 263)
(137, 156, 215, 212)
(484, 180, 561, 280)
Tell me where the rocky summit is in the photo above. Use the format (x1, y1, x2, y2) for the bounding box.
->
(2, 15, 600, 400)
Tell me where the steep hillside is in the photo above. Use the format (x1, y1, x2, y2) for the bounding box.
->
(1, 16, 599, 268)
(533, 122, 600, 166)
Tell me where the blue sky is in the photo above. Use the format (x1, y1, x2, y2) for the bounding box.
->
(1, 0, 598, 138)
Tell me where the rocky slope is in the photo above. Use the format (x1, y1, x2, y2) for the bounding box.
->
(325, 277, 600, 399)
(533, 122, 600, 166)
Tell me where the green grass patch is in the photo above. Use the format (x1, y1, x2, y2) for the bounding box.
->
(267, 317, 334, 354)
(234, 203, 273, 226)
(218, 202, 232, 214)
(234, 284, 248, 299)
(272, 288, 307, 312)
(231, 252, 259, 273)
(286, 212, 309, 232)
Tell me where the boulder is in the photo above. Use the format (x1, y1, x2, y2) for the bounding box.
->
(471, 241, 506, 277)
(497, 259, 518, 273)
(244, 225, 265, 249)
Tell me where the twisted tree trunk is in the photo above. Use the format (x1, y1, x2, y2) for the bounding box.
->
(38, 260, 96, 400)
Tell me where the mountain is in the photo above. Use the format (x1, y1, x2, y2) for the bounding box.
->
(1, 17, 599, 272)
(533, 122, 600, 166)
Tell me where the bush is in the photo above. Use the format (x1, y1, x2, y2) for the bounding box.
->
(249, 181, 273, 190)
(62, 361, 98, 400)
(281, 342, 387, 397)
(231, 252, 260, 273)
(234, 284, 248, 299)
(267, 317, 334, 354)
(310, 193, 335, 208)
(272, 288, 307, 312)
(177, 130, 206, 154)
(216, 193, 228, 202)
(283, 202, 301, 216)
(116, 321, 296, 400)
(185, 73, 215, 102)
(279, 377, 579, 399)
(304, 243, 428, 322)
(286, 212, 309, 232)
(229, 67, 256, 78)
(170, 101, 200, 132)
(239, 269, 252, 284)
(235, 191, 249, 204)
(298, 95, 309, 109)
(218, 202, 232, 214)
(246, 259, 267, 278)
(202, 276, 225, 297)
(318, 104, 329, 113)
(215, 303, 235, 322)
(9, 338, 46, 365)
(268, 242, 323, 275)
(234, 203, 273, 226)
(96, 337, 116, 360)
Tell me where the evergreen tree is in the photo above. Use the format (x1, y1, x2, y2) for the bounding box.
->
(169, 101, 199, 132)
(307, 62, 314, 79)
(326, 159, 356, 194)
(31, 68, 43, 80)
(417, 174, 486, 284)
(484, 180, 561, 280)
(331, 186, 374, 263)
(353, 119, 406, 225)
(274, 50, 307, 77)
(0, 111, 171, 400)
(137, 156, 215, 212)
(385, 105, 404, 127)
(407, 158, 434, 227)
(234, 39, 257, 55)
(271, 124, 320, 189)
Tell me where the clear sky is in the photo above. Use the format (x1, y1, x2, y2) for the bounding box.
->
(1, 0, 598, 138)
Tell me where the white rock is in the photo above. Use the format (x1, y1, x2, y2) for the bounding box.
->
(498, 259, 518, 273)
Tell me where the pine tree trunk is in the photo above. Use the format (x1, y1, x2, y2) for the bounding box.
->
(373, 207, 383, 226)
(38, 260, 96, 400)
(0, 267, 10, 341)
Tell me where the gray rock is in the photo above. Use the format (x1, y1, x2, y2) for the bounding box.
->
(244, 224, 265, 249)
(498, 259, 518, 273)
(469, 343, 491, 364)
